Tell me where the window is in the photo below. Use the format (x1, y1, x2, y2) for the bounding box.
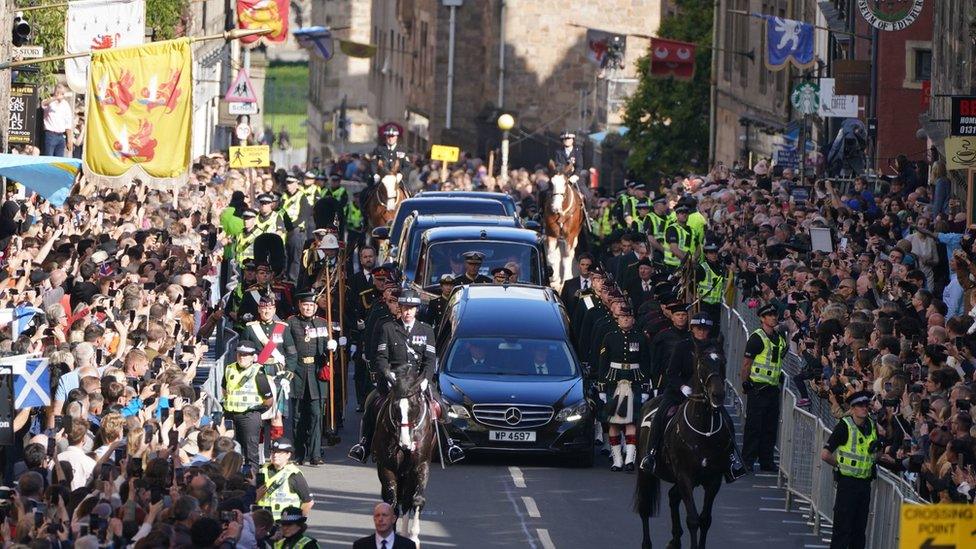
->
(903, 41, 933, 89)
(914, 49, 932, 81)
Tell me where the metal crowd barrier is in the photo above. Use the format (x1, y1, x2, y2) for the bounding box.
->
(721, 296, 922, 548)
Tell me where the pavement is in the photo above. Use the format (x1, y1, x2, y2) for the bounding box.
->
(298, 375, 834, 548)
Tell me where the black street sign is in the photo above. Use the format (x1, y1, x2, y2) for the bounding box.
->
(951, 96, 976, 136)
(8, 82, 39, 146)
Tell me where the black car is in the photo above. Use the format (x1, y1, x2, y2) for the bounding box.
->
(415, 190, 519, 219)
(435, 284, 594, 466)
(379, 197, 509, 250)
(393, 213, 519, 282)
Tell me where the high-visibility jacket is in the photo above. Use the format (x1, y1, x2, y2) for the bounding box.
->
(256, 211, 287, 241)
(593, 208, 613, 239)
(280, 191, 307, 230)
(663, 223, 692, 267)
(617, 195, 638, 226)
(274, 535, 316, 549)
(688, 211, 707, 252)
(258, 463, 303, 519)
(836, 416, 877, 479)
(749, 328, 784, 385)
(223, 362, 264, 412)
(346, 201, 363, 230)
(699, 260, 725, 305)
(235, 231, 259, 263)
(647, 212, 669, 243)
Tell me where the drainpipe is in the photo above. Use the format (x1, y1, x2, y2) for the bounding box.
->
(498, 0, 506, 108)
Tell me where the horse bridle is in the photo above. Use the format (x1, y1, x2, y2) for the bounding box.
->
(681, 347, 725, 437)
(386, 391, 429, 430)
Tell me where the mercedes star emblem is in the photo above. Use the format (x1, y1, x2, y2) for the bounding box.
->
(504, 407, 522, 425)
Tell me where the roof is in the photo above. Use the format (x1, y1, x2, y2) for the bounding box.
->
(417, 190, 516, 206)
(391, 197, 509, 241)
(453, 284, 567, 338)
(422, 225, 540, 245)
(411, 214, 517, 228)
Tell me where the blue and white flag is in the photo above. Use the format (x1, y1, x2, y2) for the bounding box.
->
(12, 304, 44, 339)
(293, 27, 333, 62)
(3, 355, 51, 410)
(761, 14, 815, 71)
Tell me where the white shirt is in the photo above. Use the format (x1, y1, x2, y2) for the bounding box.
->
(580, 278, 590, 290)
(375, 532, 395, 549)
(533, 363, 548, 375)
(403, 323, 414, 332)
(43, 98, 73, 134)
(58, 445, 96, 490)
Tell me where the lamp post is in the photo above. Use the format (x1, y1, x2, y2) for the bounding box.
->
(497, 113, 515, 186)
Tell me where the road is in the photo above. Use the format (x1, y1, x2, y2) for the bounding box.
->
(300, 378, 832, 548)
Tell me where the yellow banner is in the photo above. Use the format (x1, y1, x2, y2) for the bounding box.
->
(229, 145, 270, 168)
(84, 38, 192, 186)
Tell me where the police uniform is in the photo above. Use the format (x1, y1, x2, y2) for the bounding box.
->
(274, 507, 319, 549)
(242, 297, 295, 441)
(256, 193, 289, 242)
(257, 439, 313, 522)
(235, 209, 260, 265)
(741, 304, 787, 471)
(696, 244, 726, 337)
(321, 175, 349, 234)
(597, 317, 651, 470)
(552, 132, 585, 174)
(280, 177, 314, 282)
(222, 342, 274, 467)
(824, 391, 879, 549)
(646, 198, 670, 262)
(612, 182, 642, 229)
(663, 206, 694, 269)
(284, 293, 334, 465)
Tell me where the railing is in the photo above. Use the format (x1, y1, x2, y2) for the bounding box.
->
(722, 296, 922, 548)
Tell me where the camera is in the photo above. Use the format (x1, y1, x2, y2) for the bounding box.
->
(908, 383, 925, 394)
(220, 511, 236, 523)
(882, 398, 899, 408)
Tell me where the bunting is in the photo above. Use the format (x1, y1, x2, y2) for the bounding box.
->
(65, 0, 146, 94)
(238, 0, 289, 48)
(649, 38, 696, 81)
(84, 38, 193, 187)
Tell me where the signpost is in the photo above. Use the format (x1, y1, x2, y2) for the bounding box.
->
(431, 144, 460, 183)
(12, 46, 43, 59)
(7, 82, 38, 146)
(229, 145, 270, 168)
(899, 502, 976, 549)
(950, 96, 976, 136)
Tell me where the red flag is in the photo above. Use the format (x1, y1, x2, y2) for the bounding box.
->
(921, 80, 931, 110)
(649, 38, 696, 81)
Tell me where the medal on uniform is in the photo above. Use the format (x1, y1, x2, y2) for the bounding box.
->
(304, 327, 311, 342)
(629, 342, 640, 352)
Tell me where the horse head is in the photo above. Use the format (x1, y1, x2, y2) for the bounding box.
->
(379, 159, 403, 211)
(694, 346, 726, 409)
(390, 367, 426, 452)
(546, 160, 575, 213)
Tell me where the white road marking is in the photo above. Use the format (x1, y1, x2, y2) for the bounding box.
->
(509, 466, 526, 488)
(503, 484, 537, 549)
(521, 496, 541, 518)
(537, 528, 557, 549)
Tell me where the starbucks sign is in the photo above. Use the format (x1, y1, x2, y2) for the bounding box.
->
(857, 0, 924, 32)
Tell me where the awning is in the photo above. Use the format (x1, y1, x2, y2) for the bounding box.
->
(588, 126, 629, 144)
(0, 154, 81, 206)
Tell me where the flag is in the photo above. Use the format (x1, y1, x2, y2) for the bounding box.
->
(3, 355, 51, 410)
(12, 304, 43, 339)
(238, 0, 289, 48)
(293, 27, 333, 61)
(84, 38, 193, 188)
(339, 39, 377, 58)
(649, 38, 696, 80)
(64, 0, 146, 94)
(585, 28, 626, 68)
(0, 154, 81, 206)
(761, 14, 815, 70)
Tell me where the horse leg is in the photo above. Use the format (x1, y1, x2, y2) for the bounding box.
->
(677, 480, 702, 549)
(697, 476, 721, 548)
(561, 235, 577, 288)
(545, 236, 562, 287)
(410, 462, 429, 546)
(666, 484, 683, 549)
(378, 467, 398, 512)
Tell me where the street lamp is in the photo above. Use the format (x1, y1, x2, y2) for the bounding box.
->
(497, 113, 515, 185)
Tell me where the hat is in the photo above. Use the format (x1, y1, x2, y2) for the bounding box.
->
(371, 265, 391, 278)
(631, 182, 647, 191)
(383, 126, 401, 137)
(271, 438, 295, 454)
(237, 342, 258, 355)
(674, 205, 691, 214)
(90, 250, 110, 265)
(690, 312, 713, 327)
(397, 289, 422, 307)
(303, 171, 317, 179)
(757, 303, 778, 317)
(589, 266, 607, 278)
(242, 209, 258, 220)
(258, 294, 276, 307)
(667, 302, 691, 313)
(636, 201, 650, 209)
(312, 228, 329, 238)
(314, 172, 327, 181)
(29, 269, 50, 284)
(652, 196, 667, 205)
(847, 390, 873, 407)
(329, 173, 342, 181)
(617, 306, 634, 316)
(253, 260, 272, 271)
(491, 266, 514, 277)
(242, 259, 256, 271)
(296, 292, 317, 304)
(439, 274, 456, 284)
(560, 131, 576, 139)
(703, 243, 719, 252)
(635, 257, 653, 268)
(279, 507, 306, 524)
(256, 193, 275, 205)
(462, 251, 485, 263)
(319, 233, 340, 250)
(285, 175, 300, 184)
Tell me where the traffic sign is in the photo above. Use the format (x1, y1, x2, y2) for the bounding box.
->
(225, 67, 258, 103)
(431, 144, 460, 163)
(899, 503, 976, 549)
(229, 145, 270, 168)
(228, 102, 258, 115)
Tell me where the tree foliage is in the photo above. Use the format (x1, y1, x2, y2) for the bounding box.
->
(623, 0, 713, 178)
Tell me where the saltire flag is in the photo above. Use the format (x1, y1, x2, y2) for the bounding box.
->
(585, 28, 626, 68)
(84, 38, 193, 188)
(293, 27, 333, 61)
(0, 154, 81, 206)
(649, 38, 696, 80)
(238, 0, 289, 48)
(64, 0, 146, 94)
(759, 14, 815, 70)
(2, 355, 51, 410)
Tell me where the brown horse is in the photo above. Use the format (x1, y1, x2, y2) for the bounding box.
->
(365, 159, 409, 232)
(542, 160, 585, 288)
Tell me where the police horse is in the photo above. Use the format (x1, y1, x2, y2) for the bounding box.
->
(542, 160, 585, 289)
(373, 366, 436, 546)
(364, 159, 409, 237)
(634, 347, 732, 549)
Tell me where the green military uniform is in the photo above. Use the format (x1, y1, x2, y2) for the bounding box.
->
(284, 295, 334, 465)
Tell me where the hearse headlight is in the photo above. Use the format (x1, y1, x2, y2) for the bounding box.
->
(555, 400, 588, 423)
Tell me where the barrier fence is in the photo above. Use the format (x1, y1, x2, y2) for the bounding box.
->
(722, 296, 922, 548)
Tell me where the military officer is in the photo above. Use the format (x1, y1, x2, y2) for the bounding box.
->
(348, 289, 465, 464)
(370, 125, 409, 178)
(226, 258, 257, 320)
(648, 302, 693, 391)
(239, 261, 295, 328)
(242, 295, 295, 442)
(452, 251, 492, 285)
(597, 305, 651, 471)
(423, 274, 455, 327)
(285, 292, 338, 465)
(740, 303, 787, 472)
(256, 438, 313, 520)
(222, 342, 274, 467)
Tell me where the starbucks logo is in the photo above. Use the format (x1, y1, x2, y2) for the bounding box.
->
(857, 0, 925, 32)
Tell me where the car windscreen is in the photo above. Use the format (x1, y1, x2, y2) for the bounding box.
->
(390, 200, 507, 242)
(422, 241, 539, 285)
(445, 338, 578, 377)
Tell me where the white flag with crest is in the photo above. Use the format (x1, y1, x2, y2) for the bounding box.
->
(65, 0, 146, 94)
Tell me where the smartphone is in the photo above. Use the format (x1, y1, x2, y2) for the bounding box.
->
(143, 423, 153, 440)
(168, 429, 178, 448)
(79, 524, 89, 537)
(223, 419, 234, 431)
(161, 407, 170, 422)
(100, 462, 112, 481)
(114, 445, 126, 463)
(143, 282, 156, 291)
(47, 437, 56, 457)
(174, 410, 184, 425)
(129, 310, 136, 323)
(34, 509, 43, 529)
(172, 323, 181, 338)
(220, 510, 235, 523)
(242, 464, 252, 478)
(54, 415, 63, 431)
(256, 472, 265, 487)
(212, 410, 223, 425)
(132, 456, 143, 475)
(175, 467, 186, 486)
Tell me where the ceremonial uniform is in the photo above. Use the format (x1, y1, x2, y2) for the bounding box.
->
(242, 315, 294, 440)
(222, 343, 274, 467)
(370, 143, 409, 175)
(597, 327, 651, 424)
(648, 320, 692, 391)
(453, 272, 491, 285)
(575, 298, 609, 370)
(238, 281, 295, 329)
(424, 295, 449, 328)
(741, 308, 787, 471)
(824, 394, 879, 549)
(284, 299, 334, 465)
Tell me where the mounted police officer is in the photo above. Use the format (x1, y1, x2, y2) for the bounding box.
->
(222, 342, 274, 467)
(257, 439, 313, 521)
(364, 125, 410, 210)
(285, 292, 338, 465)
(552, 131, 585, 176)
(740, 303, 787, 472)
(696, 243, 726, 338)
(348, 289, 465, 464)
(597, 305, 651, 471)
(452, 251, 492, 285)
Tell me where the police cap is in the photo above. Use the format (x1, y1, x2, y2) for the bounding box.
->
(242, 209, 258, 220)
(635, 201, 650, 209)
(847, 390, 874, 407)
(237, 342, 258, 355)
(278, 507, 306, 524)
(690, 312, 713, 327)
(703, 243, 720, 253)
(256, 193, 276, 205)
(271, 438, 295, 453)
(757, 303, 778, 317)
(397, 289, 422, 307)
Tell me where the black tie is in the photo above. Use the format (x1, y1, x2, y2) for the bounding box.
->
(381, 541, 387, 549)
(582, 279, 589, 290)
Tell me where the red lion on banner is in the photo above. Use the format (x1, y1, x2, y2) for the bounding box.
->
(237, 0, 288, 47)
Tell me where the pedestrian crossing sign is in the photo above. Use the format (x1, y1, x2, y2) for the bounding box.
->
(229, 145, 270, 168)
(899, 503, 976, 548)
(226, 67, 258, 103)
(430, 144, 460, 163)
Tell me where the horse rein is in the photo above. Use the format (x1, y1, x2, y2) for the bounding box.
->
(682, 398, 724, 438)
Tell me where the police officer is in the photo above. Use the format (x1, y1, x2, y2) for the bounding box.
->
(553, 131, 585, 175)
(280, 175, 314, 282)
(256, 193, 289, 243)
(648, 302, 693, 391)
(663, 205, 694, 271)
(629, 202, 653, 233)
(274, 507, 319, 549)
(257, 439, 313, 520)
(349, 289, 464, 464)
(222, 342, 274, 467)
(423, 274, 454, 327)
(366, 126, 410, 210)
(612, 181, 643, 230)
(453, 251, 492, 285)
(740, 303, 787, 471)
(235, 209, 260, 265)
(285, 292, 337, 465)
(321, 174, 349, 234)
(821, 391, 892, 549)
(243, 295, 295, 442)
(696, 243, 726, 337)
(646, 197, 670, 262)
(597, 305, 651, 471)
(680, 195, 707, 251)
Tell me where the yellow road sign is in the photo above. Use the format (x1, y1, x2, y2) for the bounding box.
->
(430, 144, 460, 163)
(229, 145, 270, 168)
(899, 503, 976, 549)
